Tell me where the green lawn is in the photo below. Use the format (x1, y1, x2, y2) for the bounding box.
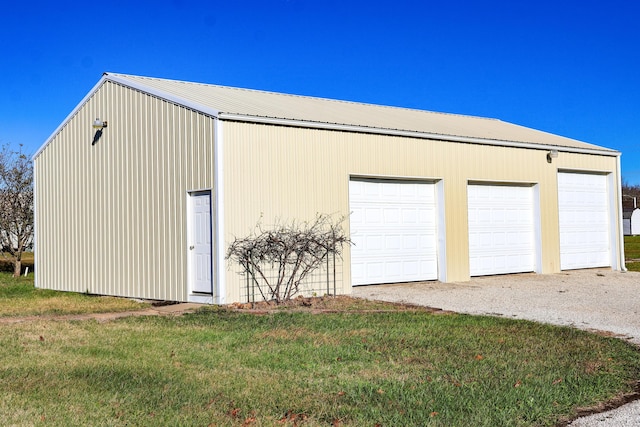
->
(624, 236, 640, 271)
(1, 257, 639, 426)
(1, 301, 639, 426)
(0, 272, 148, 317)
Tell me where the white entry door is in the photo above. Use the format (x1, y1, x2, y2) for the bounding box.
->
(189, 191, 213, 294)
(558, 172, 611, 270)
(467, 184, 537, 276)
(349, 179, 438, 286)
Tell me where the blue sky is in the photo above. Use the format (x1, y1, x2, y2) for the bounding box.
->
(2, 0, 639, 183)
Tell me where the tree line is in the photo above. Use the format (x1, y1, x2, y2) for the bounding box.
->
(622, 179, 640, 210)
(0, 144, 34, 277)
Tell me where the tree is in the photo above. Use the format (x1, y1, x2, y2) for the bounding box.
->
(0, 144, 34, 277)
(622, 177, 640, 210)
(226, 214, 351, 304)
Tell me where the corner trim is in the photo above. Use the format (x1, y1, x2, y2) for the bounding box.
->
(214, 118, 226, 304)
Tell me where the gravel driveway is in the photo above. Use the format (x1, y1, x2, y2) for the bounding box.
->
(352, 268, 640, 427)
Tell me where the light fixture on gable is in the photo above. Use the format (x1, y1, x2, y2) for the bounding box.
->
(91, 118, 107, 146)
(547, 150, 558, 163)
(93, 118, 108, 129)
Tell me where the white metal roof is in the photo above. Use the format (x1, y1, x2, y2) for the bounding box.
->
(35, 72, 619, 159)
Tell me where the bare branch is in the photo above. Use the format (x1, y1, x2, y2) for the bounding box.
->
(0, 144, 34, 276)
(226, 214, 351, 303)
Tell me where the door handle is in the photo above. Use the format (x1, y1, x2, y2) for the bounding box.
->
(189, 245, 195, 250)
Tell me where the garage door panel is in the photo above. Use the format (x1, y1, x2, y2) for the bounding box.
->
(384, 208, 400, 223)
(468, 184, 537, 276)
(558, 172, 611, 270)
(365, 208, 383, 223)
(354, 255, 439, 284)
(350, 180, 438, 286)
(386, 235, 401, 250)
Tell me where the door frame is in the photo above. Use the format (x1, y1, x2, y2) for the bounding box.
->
(187, 189, 215, 303)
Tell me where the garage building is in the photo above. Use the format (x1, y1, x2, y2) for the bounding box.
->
(33, 73, 625, 303)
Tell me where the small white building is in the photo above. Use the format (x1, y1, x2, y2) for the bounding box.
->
(623, 208, 640, 236)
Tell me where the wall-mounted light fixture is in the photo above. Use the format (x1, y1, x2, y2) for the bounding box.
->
(547, 150, 558, 163)
(91, 118, 107, 146)
(93, 118, 108, 129)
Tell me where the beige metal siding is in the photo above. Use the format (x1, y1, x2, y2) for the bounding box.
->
(221, 121, 621, 299)
(35, 81, 215, 300)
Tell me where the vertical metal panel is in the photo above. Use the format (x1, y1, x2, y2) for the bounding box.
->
(34, 81, 215, 301)
(221, 122, 620, 296)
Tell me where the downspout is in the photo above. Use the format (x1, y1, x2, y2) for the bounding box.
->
(616, 155, 627, 271)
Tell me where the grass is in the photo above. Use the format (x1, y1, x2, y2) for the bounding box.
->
(0, 272, 148, 317)
(1, 301, 639, 426)
(624, 236, 640, 271)
(1, 254, 639, 426)
(0, 251, 34, 273)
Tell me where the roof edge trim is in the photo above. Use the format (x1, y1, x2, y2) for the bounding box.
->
(105, 73, 220, 118)
(32, 75, 110, 160)
(218, 113, 621, 157)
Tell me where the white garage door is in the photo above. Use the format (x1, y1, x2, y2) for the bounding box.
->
(349, 179, 438, 286)
(558, 172, 611, 270)
(467, 184, 537, 276)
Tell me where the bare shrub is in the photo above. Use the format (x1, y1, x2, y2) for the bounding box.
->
(226, 214, 351, 303)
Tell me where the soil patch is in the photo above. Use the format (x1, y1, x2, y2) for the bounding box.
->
(227, 294, 453, 315)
